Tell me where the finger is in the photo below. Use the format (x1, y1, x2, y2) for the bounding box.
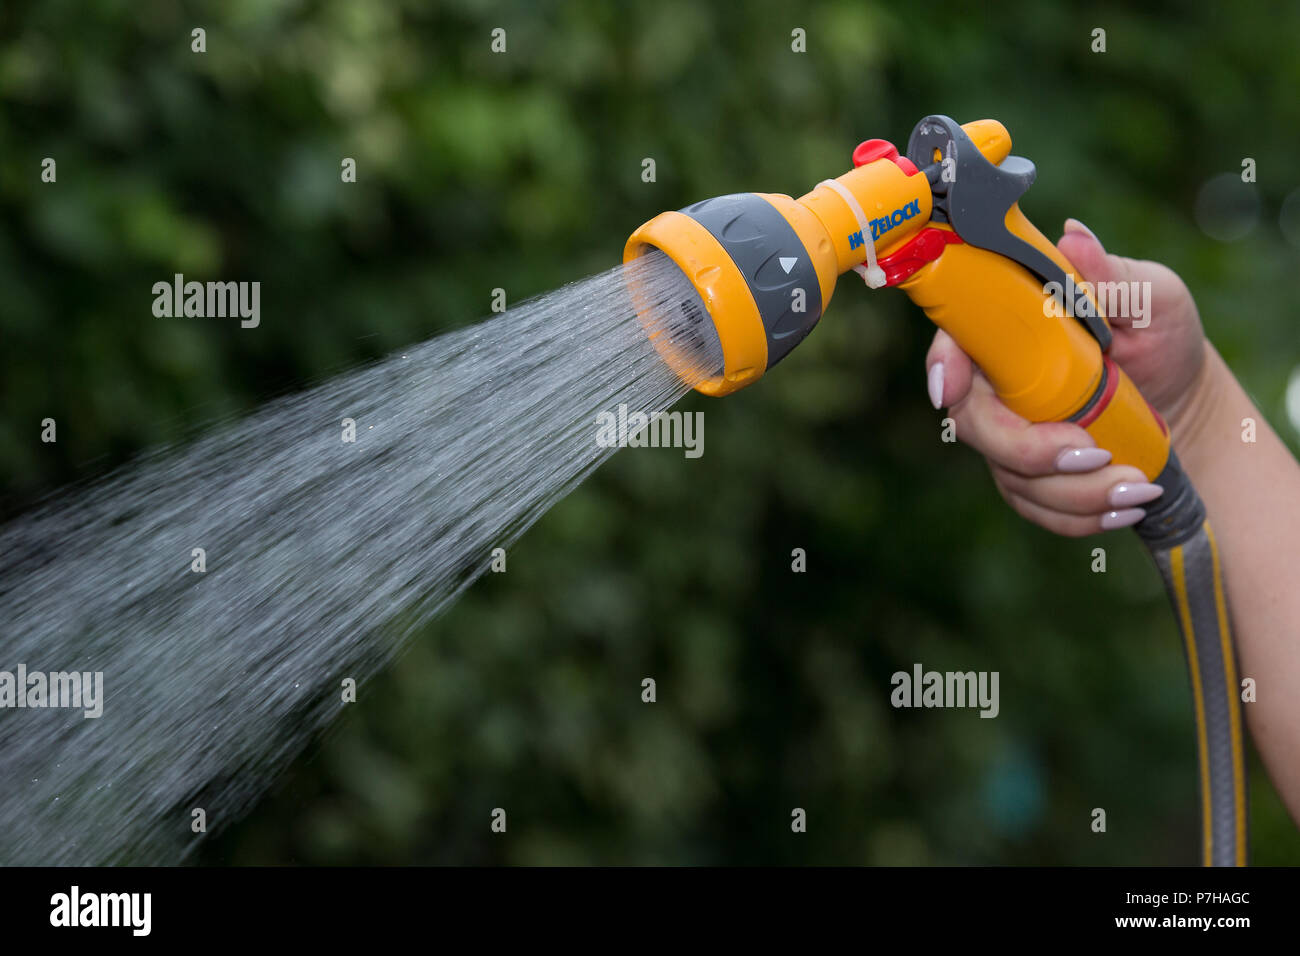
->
(1057, 219, 1145, 325)
(991, 462, 1159, 517)
(992, 474, 1147, 538)
(924, 328, 974, 410)
(948, 375, 1105, 478)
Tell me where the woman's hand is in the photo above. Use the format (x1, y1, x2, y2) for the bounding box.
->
(924, 218, 1209, 536)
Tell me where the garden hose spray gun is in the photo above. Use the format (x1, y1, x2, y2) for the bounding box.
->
(624, 115, 1248, 866)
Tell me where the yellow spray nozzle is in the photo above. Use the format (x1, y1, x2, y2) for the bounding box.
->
(622, 121, 1016, 396)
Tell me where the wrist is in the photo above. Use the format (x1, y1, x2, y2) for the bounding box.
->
(1166, 340, 1233, 469)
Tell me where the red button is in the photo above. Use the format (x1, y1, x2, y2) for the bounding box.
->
(876, 227, 963, 286)
(853, 139, 900, 167)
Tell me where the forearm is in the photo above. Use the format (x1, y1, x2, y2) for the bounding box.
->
(1170, 341, 1300, 821)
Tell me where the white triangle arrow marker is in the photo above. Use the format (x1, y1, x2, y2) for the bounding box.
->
(779, 256, 798, 274)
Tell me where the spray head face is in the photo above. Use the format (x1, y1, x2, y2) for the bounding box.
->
(624, 193, 831, 396)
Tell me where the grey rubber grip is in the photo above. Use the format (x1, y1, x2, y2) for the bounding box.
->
(679, 193, 822, 369)
(1137, 451, 1206, 549)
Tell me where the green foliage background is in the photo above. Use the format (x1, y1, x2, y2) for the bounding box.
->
(1, 0, 1297, 864)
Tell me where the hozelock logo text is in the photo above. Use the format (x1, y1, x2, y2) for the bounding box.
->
(890, 663, 999, 718)
(50, 886, 151, 936)
(848, 199, 923, 249)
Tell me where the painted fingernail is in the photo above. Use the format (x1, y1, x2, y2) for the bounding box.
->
(1108, 482, 1164, 508)
(1063, 217, 1099, 242)
(927, 362, 945, 410)
(1054, 447, 1112, 473)
(1101, 508, 1146, 530)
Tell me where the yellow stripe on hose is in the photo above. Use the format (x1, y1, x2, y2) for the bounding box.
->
(1170, 545, 1214, 867)
(1204, 520, 1248, 865)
